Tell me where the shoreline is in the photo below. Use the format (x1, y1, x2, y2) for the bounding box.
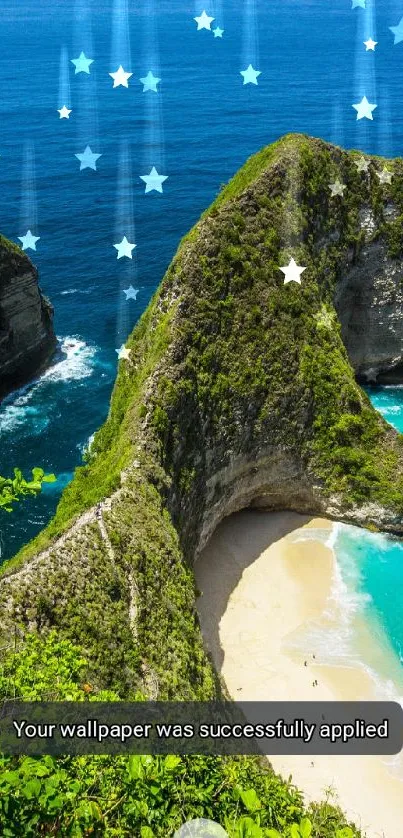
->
(195, 510, 403, 838)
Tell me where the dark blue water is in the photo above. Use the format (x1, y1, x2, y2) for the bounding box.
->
(1, 0, 403, 560)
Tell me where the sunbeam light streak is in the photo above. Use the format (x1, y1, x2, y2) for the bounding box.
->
(19, 141, 38, 237)
(115, 140, 138, 347)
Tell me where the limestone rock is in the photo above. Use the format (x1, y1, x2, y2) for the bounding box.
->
(0, 235, 56, 399)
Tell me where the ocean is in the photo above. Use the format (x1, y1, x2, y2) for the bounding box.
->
(1, 0, 403, 713)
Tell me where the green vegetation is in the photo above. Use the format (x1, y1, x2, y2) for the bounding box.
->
(0, 634, 361, 837)
(0, 469, 56, 512)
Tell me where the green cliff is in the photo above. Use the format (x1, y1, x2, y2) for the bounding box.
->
(1, 132, 403, 835)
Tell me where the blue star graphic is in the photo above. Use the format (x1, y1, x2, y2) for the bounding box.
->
(390, 17, 403, 45)
(194, 10, 214, 30)
(71, 52, 94, 74)
(352, 96, 377, 120)
(139, 71, 161, 92)
(18, 230, 40, 251)
(240, 64, 261, 85)
(123, 286, 139, 300)
(352, 0, 365, 8)
(213, 27, 224, 38)
(114, 237, 136, 259)
(140, 166, 168, 194)
(75, 146, 102, 171)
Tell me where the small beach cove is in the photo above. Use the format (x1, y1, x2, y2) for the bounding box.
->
(195, 510, 403, 838)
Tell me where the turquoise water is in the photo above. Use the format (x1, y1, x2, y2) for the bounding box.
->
(365, 385, 403, 434)
(329, 388, 403, 703)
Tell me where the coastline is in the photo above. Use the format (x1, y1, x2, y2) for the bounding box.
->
(195, 510, 403, 838)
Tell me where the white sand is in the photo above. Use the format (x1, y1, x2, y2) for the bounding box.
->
(195, 510, 403, 838)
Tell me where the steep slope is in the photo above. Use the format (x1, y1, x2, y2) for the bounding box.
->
(0, 235, 56, 399)
(2, 133, 403, 697)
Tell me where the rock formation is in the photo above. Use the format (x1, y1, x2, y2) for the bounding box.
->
(0, 235, 56, 399)
(2, 134, 403, 699)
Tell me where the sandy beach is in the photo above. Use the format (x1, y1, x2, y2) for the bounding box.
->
(195, 510, 403, 838)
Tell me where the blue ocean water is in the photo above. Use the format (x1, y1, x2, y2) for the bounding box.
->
(1, 0, 403, 568)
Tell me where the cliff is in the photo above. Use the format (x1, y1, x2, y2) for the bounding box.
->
(2, 134, 403, 699)
(0, 235, 56, 399)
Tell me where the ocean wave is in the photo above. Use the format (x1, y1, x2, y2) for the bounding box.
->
(59, 287, 95, 296)
(0, 337, 97, 435)
(286, 525, 332, 546)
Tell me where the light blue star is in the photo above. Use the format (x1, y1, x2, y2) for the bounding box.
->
(71, 51, 94, 74)
(213, 27, 224, 38)
(390, 17, 403, 45)
(352, 96, 377, 120)
(114, 236, 136, 259)
(240, 64, 261, 85)
(140, 166, 168, 194)
(352, 0, 365, 8)
(18, 230, 40, 251)
(75, 145, 102, 171)
(194, 10, 214, 30)
(139, 71, 161, 92)
(123, 286, 139, 300)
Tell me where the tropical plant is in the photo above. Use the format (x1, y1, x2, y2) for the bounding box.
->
(0, 468, 56, 512)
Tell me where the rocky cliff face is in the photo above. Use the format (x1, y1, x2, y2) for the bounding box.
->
(0, 235, 56, 399)
(2, 134, 403, 699)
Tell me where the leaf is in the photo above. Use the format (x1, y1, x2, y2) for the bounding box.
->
(22, 778, 41, 798)
(240, 788, 261, 812)
(290, 826, 301, 838)
(236, 817, 263, 838)
(42, 473, 57, 483)
(127, 755, 144, 780)
(267, 831, 282, 838)
(140, 828, 154, 838)
(336, 830, 354, 838)
(75, 799, 103, 821)
(164, 754, 181, 771)
(299, 818, 312, 838)
(31, 468, 45, 482)
(13, 468, 23, 485)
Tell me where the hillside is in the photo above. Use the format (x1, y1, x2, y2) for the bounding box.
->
(1, 132, 403, 834)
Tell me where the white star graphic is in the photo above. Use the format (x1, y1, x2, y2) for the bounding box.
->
(355, 156, 370, 173)
(213, 27, 224, 38)
(140, 166, 168, 194)
(240, 64, 261, 85)
(116, 345, 131, 360)
(18, 230, 40, 251)
(353, 96, 377, 120)
(364, 38, 377, 51)
(376, 168, 393, 185)
(329, 179, 347, 197)
(109, 66, 132, 88)
(194, 10, 215, 30)
(279, 258, 306, 285)
(57, 105, 72, 119)
(123, 286, 139, 300)
(114, 236, 136, 259)
(75, 146, 102, 171)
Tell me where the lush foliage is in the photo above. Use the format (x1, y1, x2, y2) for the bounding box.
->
(0, 469, 56, 513)
(0, 634, 362, 838)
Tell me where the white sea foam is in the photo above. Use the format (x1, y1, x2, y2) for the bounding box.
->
(60, 287, 95, 296)
(41, 337, 96, 383)
(376, 405, 402, 415)
(0, 337, 97, 435)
